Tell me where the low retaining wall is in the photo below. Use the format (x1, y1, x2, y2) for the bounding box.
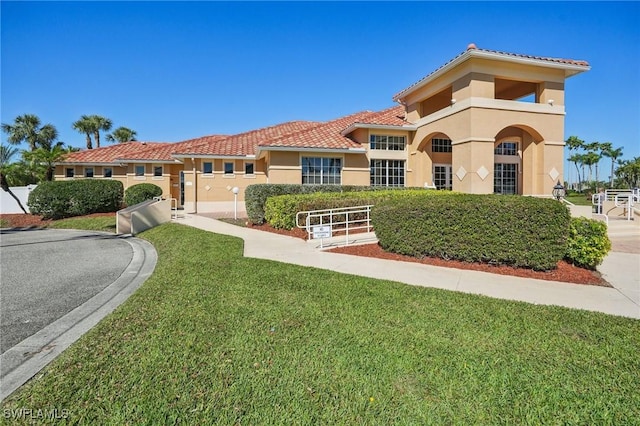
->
(1, 185, 36, 214)
(117, 199, 172, 235)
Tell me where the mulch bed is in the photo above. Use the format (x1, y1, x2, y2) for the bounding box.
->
(248, 222, 608, 287)
(329, 243, 609, 287)
(0, 213, 115, 229)
(3, 214, 608, 287)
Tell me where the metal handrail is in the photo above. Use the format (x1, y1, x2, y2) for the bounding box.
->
(614, 193, 639, 221)
(296, 205, 374, 247)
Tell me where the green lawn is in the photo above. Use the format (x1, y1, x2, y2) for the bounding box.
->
(565, 193, 594, 206)
(48, 216, 117, 233)
(2, 222, 639, 424)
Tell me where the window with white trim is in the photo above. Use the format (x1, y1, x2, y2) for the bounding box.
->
(301, 157, 342, 185)
(370, 159, 405, 187)
(244, 162, 254, 175)
(494, 141, 518, 155)
(154, 166, 163, 177)
(203, 162, 213, 174)
(135, 165, 145, 176)
(103, 167, 112, 178)
(84, 167, 94, 178)
(432, 138, 452, 153)
(494, 163, 518, 194)
(433, 164, 453, 190)
(370, 135, 405, 151)
(224, 162, 234, 175)
(65, 168, 74, 178)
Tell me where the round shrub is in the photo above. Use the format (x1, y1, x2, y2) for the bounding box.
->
(124, 183, 163, 206)
(28, 180, 124, 219)
(565, 217, 611, 269)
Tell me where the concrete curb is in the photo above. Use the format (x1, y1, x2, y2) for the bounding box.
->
(0, 235, 157, 402)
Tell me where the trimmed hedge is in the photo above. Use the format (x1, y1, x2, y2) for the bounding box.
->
(124, 183, 163, 206)
(372, 194, 571, 271)
(245, 184, 430, 225)
(28, 180, 124, 220)
(265, 189, 449, 230)
(566, 217, 611, 269)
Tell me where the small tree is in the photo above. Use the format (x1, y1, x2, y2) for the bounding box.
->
(615, 157, 640, 189)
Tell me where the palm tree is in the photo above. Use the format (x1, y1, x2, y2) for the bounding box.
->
(0, 143, 28, 213)
(584, 142, 603, 189)
(22, 143, 68, 181)
(582, 151, 601, 188)
(601, 144, 623, 188)
(72, 115, 98, 149)
(565, 136, 584, 190)
(1, 114, 57, 151)
(615, 157, 640, 189)
(106, 126, 137, 143)
(0, 144, 19, 167)
(89, 115, 112, 148)
(568, 153, 585, 191)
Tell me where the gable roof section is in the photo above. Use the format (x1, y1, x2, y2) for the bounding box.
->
(340, 105, 413, 135)
(172, 121, 322, 157)
(393, 44, 591, 102)
(258, 110, 391, 151)
(117, 135, 228, 162)
(58, 142, 172, 164)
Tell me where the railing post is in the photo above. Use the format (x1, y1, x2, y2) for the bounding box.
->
(345, 210, 349, 245)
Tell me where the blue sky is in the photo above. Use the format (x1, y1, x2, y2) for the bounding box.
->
(2, 1, 639, 181)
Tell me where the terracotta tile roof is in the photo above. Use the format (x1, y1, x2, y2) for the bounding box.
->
(172, 121, 322, 156)
(351, 105, 407, 126)
(393, 44, 590, 101)
(258, 111, 378, 150)
(58, 142, 172, 164)
(118, 136, 227, 161)
(58, 107, 409, 163)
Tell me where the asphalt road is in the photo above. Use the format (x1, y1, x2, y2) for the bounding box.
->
(0, 228, 133, 353)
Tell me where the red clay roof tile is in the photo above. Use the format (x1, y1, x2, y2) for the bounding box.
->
(58, 142, 173, 164)
(172, 121, 322, 156)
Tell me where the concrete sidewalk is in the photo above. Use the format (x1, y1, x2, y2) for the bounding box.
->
(176, 214, 640, 319)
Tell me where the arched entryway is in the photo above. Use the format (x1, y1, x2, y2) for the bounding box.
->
(493, 125, 544, 195)
(416, 132, 454, 189)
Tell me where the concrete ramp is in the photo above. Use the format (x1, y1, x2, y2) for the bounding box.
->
(117, 198, 172, 235)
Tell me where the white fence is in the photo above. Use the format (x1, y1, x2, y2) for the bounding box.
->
(0, 185, 36, 214)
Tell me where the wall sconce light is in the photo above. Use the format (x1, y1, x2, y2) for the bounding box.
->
(548, 99, 554, 106)
(451, 98, 457, 105)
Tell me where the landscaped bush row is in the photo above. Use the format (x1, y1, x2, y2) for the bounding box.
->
(124, 183, 163, 206)
(264, 189, 449, 230)
(28, 180, 124, 220)
(372, 194, 571, 271)
(566, 217, 611, 269)
(245, 184, 424, 225)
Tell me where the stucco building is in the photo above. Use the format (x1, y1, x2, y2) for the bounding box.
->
(55, 45, 590, 212)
